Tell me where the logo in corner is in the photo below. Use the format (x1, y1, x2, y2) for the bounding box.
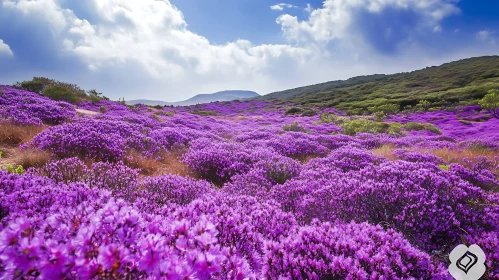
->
(449, 244, 486, 280)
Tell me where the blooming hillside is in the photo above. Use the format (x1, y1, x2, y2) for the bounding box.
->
(0, 86, 498, 279)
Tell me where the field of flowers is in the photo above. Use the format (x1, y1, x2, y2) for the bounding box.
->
(0, 85, 498, 279)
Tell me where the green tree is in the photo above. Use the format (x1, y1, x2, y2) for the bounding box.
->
(14, 77, 55, 94)
(43, 85, 81, 103)
(87, 89, 109, 102)
(478, 89, 499, 119)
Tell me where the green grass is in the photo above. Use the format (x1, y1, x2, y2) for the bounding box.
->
(257, 56, 499, 114)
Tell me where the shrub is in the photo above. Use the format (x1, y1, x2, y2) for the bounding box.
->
(319, 113, 344, 124)
(284, 107, 302, 115)
(43, 85, 81, 103)
(404, 122, 441, 134)
(404, 122, 426, 131)
(300, 109, 317, 116)
(368, 103, 399, 116)
(139, 175, 214, 205)
(264, 221, 447, 279)
(99, 105, 107, 113)
(183, 139, 253, 186)
(282, 122, 307, 132)
(341, 118, 400, 135)
(479, 89, 499, 118)
(418, 99, 431, 112)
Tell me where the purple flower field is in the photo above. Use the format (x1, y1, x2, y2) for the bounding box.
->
(0, 86, 498, 279)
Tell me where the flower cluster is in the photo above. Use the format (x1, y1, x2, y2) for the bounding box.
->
(0, 90, 498, 278)
(0, 86, 75, 125)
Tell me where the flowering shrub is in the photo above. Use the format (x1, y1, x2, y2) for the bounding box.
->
(1, 99, 498, 278)
(183, 139, 253, 185)
(139, 175, 214, 205)
(0, 86, 75, 125)
(264, 221, 448, 279)
(31, 158, 139, 198)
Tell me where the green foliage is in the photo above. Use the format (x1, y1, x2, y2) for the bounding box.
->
(404, 122, 426, 131)
(417, 99, 431, 112)
(458, 120, 472, 125)
(301, 109, 317, 117)
(190, 110, 217, 116)
(368, 103, 399, 116)
(423, 123, 442, 134)
(478, 89, 499, 118)
(373, 112, 386, 121)
(3, 164, 24, 175)
(282, 122, 307, 132)
(404, 122, 442, 134)
(14, 77, 108, 102)
(320, 113, 345, 124)
(342, 119, 392, 136)
(439, 165, 450, 171)
(258, 56, 499, 113)
(285, 107, 303, 115)
(0, 151, 3, 158)
(43, 85, 81, 103)
(88, 89, 109, 102)
(388, 123, 403, 134)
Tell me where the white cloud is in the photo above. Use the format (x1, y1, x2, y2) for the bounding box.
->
(270, 3, 298, 11)
(477, 30, 496, 45)
(1, 0, 491, 102)
(304, 3, 313, 14)
(277, 0, 460, 44)
(2, 0, 316, 100)
(0, 39, 13, 57)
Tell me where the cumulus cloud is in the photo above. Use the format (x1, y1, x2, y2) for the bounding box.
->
(0, 0, 492, 101)
(0, 39, 13, 56)
(276, 0, 460, 45)
(270, 3, 298, 11)
(1, 0, 317, 100)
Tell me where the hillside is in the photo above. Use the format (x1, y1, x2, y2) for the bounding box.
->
(129, 90, 259, 106)
(258, 56, 499, 114)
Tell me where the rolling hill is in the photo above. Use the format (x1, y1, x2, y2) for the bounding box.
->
(257, 56, 499, 114)
(129, 90, 259, 106)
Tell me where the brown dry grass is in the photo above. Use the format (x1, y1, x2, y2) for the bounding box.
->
(124, 150, 192, 177)
(371, 144, 398, 161)
(428, 148, 499, 165)
(372, 144, 499, 178)
(0, 147, 51, 169)
(0, 122, 46, 145)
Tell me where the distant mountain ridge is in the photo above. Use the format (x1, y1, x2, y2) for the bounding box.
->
(128, 90, 259, 106)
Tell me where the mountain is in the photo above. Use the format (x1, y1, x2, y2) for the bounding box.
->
(128, 90, 259, 106)
(256, 56, 499, 114)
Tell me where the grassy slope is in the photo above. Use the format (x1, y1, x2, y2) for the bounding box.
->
(258, 56, 499, 114)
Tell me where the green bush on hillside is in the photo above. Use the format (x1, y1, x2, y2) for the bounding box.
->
(285, 107, 303, 115)
(342, 119, 392, 136)
(43, 85, 81, 103)
(13, 77, 108, 103)
(479, 89, 499, 119)
(404, 122, 441, 134)
(301, 109, 317, 117)
(282, 122, 307, 132)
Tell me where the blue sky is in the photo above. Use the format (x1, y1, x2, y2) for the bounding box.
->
(0, 0, 497, 101)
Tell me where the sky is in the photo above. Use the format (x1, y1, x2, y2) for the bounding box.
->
(0, 0, 498, 102)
